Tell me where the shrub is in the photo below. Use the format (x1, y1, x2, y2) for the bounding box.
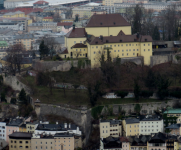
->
(10, 98, 16, 104)
(140, 90, 153, 98)
(169, 91, 181, 98)
(115, 91, 128, 98)
(53, 56, 56, 61)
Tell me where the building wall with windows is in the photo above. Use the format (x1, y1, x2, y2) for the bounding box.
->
(0, 122, 6, 141)
(139, 120, 163, 135)
(54, 134, 74, 150)
(6, 126, 19, 143)
(148, 143, 166, 150)
(100, 120, 122, 138)
(31, 137, 54, 150)
(9, 138, 31, 150)
(65, 37, 87, 58)
(26, 124, 38, 133)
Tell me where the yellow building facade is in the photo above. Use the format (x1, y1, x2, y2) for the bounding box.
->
(43, 17, 53, 22)
(19, 124, 26, 132)
(64, 14, 152, 67)
(100, 120, 122, 138)
(3, 11, 25, 18)
(9, 132, 32, 150)
(122, 119, 140, 137)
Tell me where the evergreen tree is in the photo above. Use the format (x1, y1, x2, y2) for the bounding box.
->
(174, 26, 179, 40)
(39, 40, 49, 59)
(134, 79, 140, 102)
(132, 4, 143, 34)
(18, 88, 28, 105)
(145, 69, 156, 90)
(156, 75, 171, 100)
(152, 26, 160, 40)
(1, 92, 6, 102)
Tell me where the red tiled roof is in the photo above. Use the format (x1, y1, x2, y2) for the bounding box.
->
(71, 43, 87, 48)
(43, 16, 53, 19)
(0, 8, 43, 15)
(60, 48, 68, 54)
(65, 28, 86, 38)
(57, 22, 73, 26)
(120, 137, 129, 142)
(86, 13, 130, 27)
(33, 1, 49, 4)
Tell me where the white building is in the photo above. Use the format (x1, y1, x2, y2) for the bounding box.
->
(34, 123, 82, 136)
(0, 22, 23, 31)
(0, 122, 6, 141)
(139, 115, 163, 135)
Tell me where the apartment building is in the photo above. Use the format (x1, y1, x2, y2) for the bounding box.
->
(0, 22, 23, 30)
(148, 132, 167, 150)
(15, 34, 34, 50)
(6, 118, 24, 143)
(54, 133, 74, 150)
(72, 7, 92, 18)
(34, 123, 82, 136)
(43, 16, 53, 22)
(122, 118, 139, 136)
(64, 14, 153, 67)
(26, 121, 38, 133)
(139, 115, 163, 135)
(166, 124, 181, 135)
(19, 124, 26, 132)
(100, 120, 122, 138)
(3, 11, 25, 18)
(0, 17, 32, 31)
(9, 132, 32, 150)
(31, 134, 54, 150)
(28, 22, 57, 32)
(164, 109, 181, 124)
(0, 122, 6, 141)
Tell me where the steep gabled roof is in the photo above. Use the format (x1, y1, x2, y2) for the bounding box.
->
(65, 28, 86, 38)
(71, 43, 87, 48)
(86, 14, 130, 27)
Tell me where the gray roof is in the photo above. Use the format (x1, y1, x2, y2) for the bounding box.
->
(9, 132, 32, 138)
(7, 118, 23, 126)
(54, 133, 74, 137)
(15, 34, 34, 39)
(125, 118, 140, 124)
(100, 120, 121, 125)
(166, 124, 181, 129)
(36, 123, 78, 131)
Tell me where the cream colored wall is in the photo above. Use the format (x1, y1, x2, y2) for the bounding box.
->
(73, 10, 91, 18)
(17, 39, 33, 50)
(72, 48, 88, 58)
(85, 26, 131, 36)
(28, 19, 32, 25)
(31, 138, 54, 150)
(140, 42, 152, 65)
(89, 42, 142, 67)
(100, 122, 110, 138)
(9, 139, 31, 150)
(65, 37, 86, 57)
(19, 127, 26, 132)
(54, 136, 74, 150)
(126, 123, 139, 136)
(26, 124, 36, 133)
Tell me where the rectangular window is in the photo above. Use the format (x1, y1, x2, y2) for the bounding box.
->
(94, 52, 95, 54)
(26, 146, 29, 148)
(118, 50, 120, 52)
(144, 49, 145, 51)
(80, 41, 82, 43)
(127, 53, 128, 56)
(129, 44, 131, 46)
(137, 49, 139, 51)
(133, 53, 135, 55)
(96, 46, 98, 48)
(114, 50, 116, 52)
(122, 54, 124, 56)
(110, 45, 112, 47)
(114, 45, 116, 47)
(144, 44, 145, 46)
(118, 45, 120, 47)
(19, 141, 22, 143)
(74, 41, 76, 44)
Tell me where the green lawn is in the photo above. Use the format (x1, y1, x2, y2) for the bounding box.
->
(19, 75, 170, 106)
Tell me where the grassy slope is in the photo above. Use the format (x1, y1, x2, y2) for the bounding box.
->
(19, 75, 166, 106)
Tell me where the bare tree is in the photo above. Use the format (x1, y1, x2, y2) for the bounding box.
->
(73, 51, 82, 59)
(6, 43, 25, 75)
(53, 13, 61, 22)
(42, 36, 61, 59)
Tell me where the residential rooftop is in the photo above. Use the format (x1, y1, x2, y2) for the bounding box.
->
(100, 120, 121, 125)
(163, 109, 181, 114)
(9, 132, 32, 139)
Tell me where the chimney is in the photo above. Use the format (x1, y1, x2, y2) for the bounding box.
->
(64, 123, 67, 128)
(69, 123, 71, 128)
(56, 122, 58, 124)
